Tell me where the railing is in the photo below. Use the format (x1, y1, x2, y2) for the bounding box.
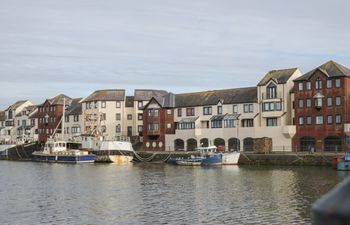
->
(261, 92, 283, 100)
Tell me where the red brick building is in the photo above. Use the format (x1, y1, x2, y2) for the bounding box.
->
(143, 94, 175, 151)
(37, 94, 72, 143)
(292, 61, 350, 152)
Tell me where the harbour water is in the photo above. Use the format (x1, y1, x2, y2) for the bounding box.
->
(0, 161, 347, 225)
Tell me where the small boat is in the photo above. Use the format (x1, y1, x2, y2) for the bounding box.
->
(200, 146, 240, 166)
(173, 155, 203, 166)
(32, 140, 95, 163)
(336, 152, 350, 171)
(90, 136, 134, 164)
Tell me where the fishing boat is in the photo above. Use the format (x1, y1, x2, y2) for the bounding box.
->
(336, 152, 350, 171)
(172, 155, 204, 166)
(32, 140, 95, 163)
(200, 146, 240, 166)
(87, 136, 134, 164)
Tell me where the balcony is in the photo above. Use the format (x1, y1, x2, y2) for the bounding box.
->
(261, 92, 283, 101)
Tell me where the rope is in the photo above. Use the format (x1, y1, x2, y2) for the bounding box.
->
(133, 152, 157, 162)
(15, 145, 22, 159)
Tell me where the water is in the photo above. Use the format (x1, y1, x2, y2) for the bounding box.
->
(0, 161, 347, 225)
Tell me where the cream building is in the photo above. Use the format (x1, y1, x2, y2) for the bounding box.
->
(14, 105, 38, 143)
(80, 89, 126, 139)
(64, 98, 83, 142)
(165, 68, 301, 152)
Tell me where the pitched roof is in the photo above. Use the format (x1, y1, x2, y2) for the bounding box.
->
(125, 96, 134, 107)
(295, 60, 350, 81)
(0, 111, 5, 121)
(15, 105, 38, 117)
(66, 98, 82, 115)
(6, 100, 28, 111)
(39, 94, 72, 106)
(257, 68, 298, 86)
(134, 89, 168, 101)
(81, 89, 125, 102)
(175, 87, 257, 108)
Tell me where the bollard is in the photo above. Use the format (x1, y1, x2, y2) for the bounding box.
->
(312, 177, 350, 225)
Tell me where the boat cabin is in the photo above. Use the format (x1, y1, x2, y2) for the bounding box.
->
(44, 141, 67, 153)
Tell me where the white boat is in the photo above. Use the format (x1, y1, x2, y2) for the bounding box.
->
(32, 140, 95, 163)
(88, 136, 134, 164)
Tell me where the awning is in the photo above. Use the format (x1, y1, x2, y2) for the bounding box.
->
(179, 117, 199, 123)
(210, 114, 239, 121)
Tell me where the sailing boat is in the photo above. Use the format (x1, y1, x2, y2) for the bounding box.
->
(32, 98, 95, 163)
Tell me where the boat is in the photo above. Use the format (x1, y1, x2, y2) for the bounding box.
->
(336, 152, 350, 171)
(200, 146, 240, 166)
(32, 140, 95, 163)
(89, 136, 134, 164)
(172, 155, 204, 166)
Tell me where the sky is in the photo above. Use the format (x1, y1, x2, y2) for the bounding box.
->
(1, 0, 350, 109)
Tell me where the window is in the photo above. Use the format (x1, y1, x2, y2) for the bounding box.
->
(116, 124, 121, 133)
(327, 115, 333, 124)
(306, 116, 312, 125)
(298, 99, 304, 108)
(217, 106, 223, 115)
(101, 101, 106, 108)
(267, 82, 277, 99)
(241, 119, 254, 127)
(186, 108, 195, 116)
(276, 102, 282, 111)
(211, 120, 222, 128)
(316, 116, 323, 125)
(148, 109, 159, 117)
(335, 78, 341, 88)
(167, 109, 172, 115)
(178, 108, 182, 117)
(298, 82, 303, 91)
(148, 123, 159, 130)
(306, 98, 311, 108)
(94, 101, 98, 108)
(315, 78, 322, 90)
(244, 104, 253, 113)
(74, 115, 79, 122)
(326, 80, 332, 89)
(101, 126, 106, 133)
(306, 81, 311, 90)
(116, 101, 121, 108)
(167, 123, 172, 129)
(336, 115, 341, 124)
(65, 116, 69, 123)
(138, 113, 143, 120)
(233, 105, 238, 113)
(327, 97, 333, 107)
(116, 113, 121, 121)
(138, 101, 143, 109)
(266, 118, 278, 127)
(101, 113, 106, 121)
(315, 98, 322, 108)
(299, 117, 304, 125)
(336, 97, 341, 106)
(203, 107, 212, 115)
(178, 122, 195, 129)
(224, 119, 235, 128)
(71, 127, 81, 134)
(138, 125, 143, 133)
(127, 114, 132, 120)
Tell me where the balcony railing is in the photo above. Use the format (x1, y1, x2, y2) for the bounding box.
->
(261, 92, 283, 100)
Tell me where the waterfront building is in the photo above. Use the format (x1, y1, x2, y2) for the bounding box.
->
(292, 60, 350, 152)
(37, 94, 72, 143)
(2, 100, 33, 144)
(80, 89, 126, 138)
(0, 111, 5, 143)
(64, 98, 83, 142)
(142, 93, 175, 151)
(14, 105, 38, 143)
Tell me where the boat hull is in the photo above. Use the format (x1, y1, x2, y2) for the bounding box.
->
(337, 161, 350, 171)
(32, 153, 95, 163)
(108, 155, 133, 165)
(222, 152, 240, 165)
(202, 152, 240, 166)
(92, 150, 134, 164)
(201, 154, 223, 166)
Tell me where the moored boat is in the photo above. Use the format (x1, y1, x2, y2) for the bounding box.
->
(32, 140, 95, 163)
(336, 152, 350, 171)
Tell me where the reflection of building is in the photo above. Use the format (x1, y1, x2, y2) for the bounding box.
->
(142, 94, 175, 151)
(37, 94, 72, 143)
(292, 60, 350, 152)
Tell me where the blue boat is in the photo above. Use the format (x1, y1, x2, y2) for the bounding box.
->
(337, 152, 350, 171)
(199, 146, 240, 166)
(32, 140, 95, 163)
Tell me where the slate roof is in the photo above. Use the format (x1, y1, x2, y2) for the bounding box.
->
(175, 87, 257, 108)
(144, 92, 175, 109)
(125, 96, 134, 107)
(15, 105, 38, 117)
(257, 68, 298, 86)
(294, 60, 350, 81)
(0, 111, 5, 121)
(134, 89, 168, 101)
(66, 98, 82, 115)
(81, 89, 125, 102)
(6, 100, 28, 111)
(39, 94, 72, 106)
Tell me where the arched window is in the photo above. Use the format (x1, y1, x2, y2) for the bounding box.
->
(266, 82, 277, 99)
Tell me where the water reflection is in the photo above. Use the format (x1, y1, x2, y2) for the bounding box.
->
(0, 161, 345, 224)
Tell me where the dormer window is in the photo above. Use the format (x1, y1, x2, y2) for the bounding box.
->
(315, 78, 322, 90)
(314, 93, 324, 109)
(267, 83, 277, 99)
